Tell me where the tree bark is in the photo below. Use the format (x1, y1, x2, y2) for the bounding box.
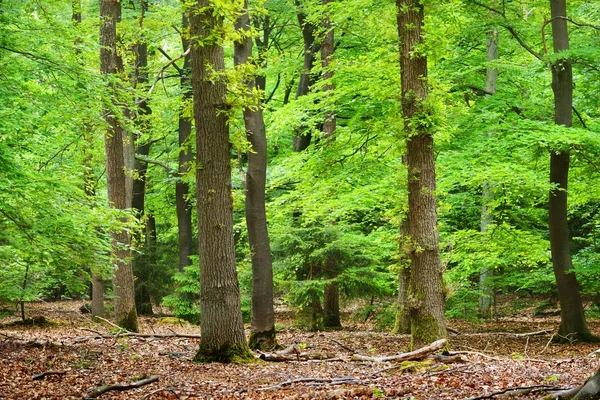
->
(320, 0, 340, 329)
(397, 0, 446, 347)
(292, 0, 317, 152)
(190, 0, 251, 362)
(479, 27, 498, 319)
(234, 0, 277, 351)
(176, 4, 194, 273)
(99, 0, 138, 332)
(73, 0, 104, 319)
(548, 0, 593, 342)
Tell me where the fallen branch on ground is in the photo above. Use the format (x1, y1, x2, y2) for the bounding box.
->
(546, 368, 600, 399)
(466, 384, 564, 400)
(351, 338, 446, 362)
(33, 371, 67, 380)
(75, 329, 201, 341)
(461, 329, 552, 337)
(258, 377, 368, 391)
(83, 375, 159, 399)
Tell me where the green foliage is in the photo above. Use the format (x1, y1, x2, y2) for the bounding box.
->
(161, 263, 201, 324)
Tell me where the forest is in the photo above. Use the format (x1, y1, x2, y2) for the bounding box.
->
(1, 0, 600, 398)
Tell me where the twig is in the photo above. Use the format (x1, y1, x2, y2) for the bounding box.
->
(33, 371, 67, 380)
(139, 387, 180, 400)
(258, 377, 366, 391)
(83, 375, 159, 399)
(148, 48, 190, 95)
(330, 339, 355, 353)
(465, 384, 565, 400)
(538, 332, 556, 355)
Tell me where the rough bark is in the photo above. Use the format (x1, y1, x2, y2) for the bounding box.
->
(234, 0, 277, 351)
(397, 0, 446, 347)
(548, 0, 593, 342)
(479, 27, 498, 319)
(176, 4, 194, 272)
(190, 0, 251, 362)
(292, 1, 317, 152)
(99, 0, 138, 332)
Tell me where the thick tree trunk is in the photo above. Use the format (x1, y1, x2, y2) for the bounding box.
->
(190, 0, 251, 362)
(479, 27, 498, 319)
(234, 0, 277, 351)
(176, 5, 194, 272)
(397, 0, 446, 347)
(548, 0, 593, 342)
(394, 217, 411, 334)
(99, 0, 138, 332)
(292, 1, 317, 152)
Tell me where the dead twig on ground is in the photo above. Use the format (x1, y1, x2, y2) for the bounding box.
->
(33, 371, 67, 380)
(83, 375, 159, 399)
(466, 384, 565, 400)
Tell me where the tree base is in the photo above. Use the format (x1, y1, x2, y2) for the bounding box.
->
(552, 331, 600, 344)
(193, 343, 255, 364)
(248, 328, 278, 351)
(116, 309, 139, 333)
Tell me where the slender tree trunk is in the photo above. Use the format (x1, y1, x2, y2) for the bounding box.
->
(292, 1, 317, 152)
(397, 0, 446, 347)
(176, 5, 194, 272)
(479, 27, 498, 319)
(393, 216, 411, 334)
(73, 0, 105, 318)
(234, 0, 277, 351)
(320, 0, 340, 329)
(99, 0, 138, 332)
(548, 0, 594, 342)
(190, 0, 251, 362)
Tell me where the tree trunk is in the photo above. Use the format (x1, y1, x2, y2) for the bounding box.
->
(176, 4, 194, 273)
(234, 0, 277, 351)
(479, 27, 498, 319)
(190, 0, 251, 362)
(548, 0, 593, 342)
(393, 217, 411, 334)
(74, 0, 104, 319)
(292, 0, 317, 152)
(397, 0, 446, 347)
(99, 0, 138, 332)
(320, 0, 340, 329)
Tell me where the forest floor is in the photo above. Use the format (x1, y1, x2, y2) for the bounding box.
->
(1, 301, 600, 399)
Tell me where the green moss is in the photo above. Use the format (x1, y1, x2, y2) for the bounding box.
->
(410, 312, 446, 349)
(193, 343, 256, 363)
(392, 306, 410, 334)
(248, 327, 279, 351)
(116, 308, 139, 333)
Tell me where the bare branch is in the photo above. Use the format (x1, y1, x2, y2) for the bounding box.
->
(148, 48, 190, 95)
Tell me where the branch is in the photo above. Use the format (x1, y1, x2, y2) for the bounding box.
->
(83, 375, 159, 399)
(471, 0, 505, 17)
(552, 16, 600, 31)
(466, 385, 566, 400)
(0, 207, 35, 242)
(499, 23, 544, 61)
(33, 371, 66, 380)
(135, 155, 176, 175)
(351, 338, 446, 362)
(148, 48, 190, 95)
(157, 47, 183, 75)
(258, 377, 369, 391)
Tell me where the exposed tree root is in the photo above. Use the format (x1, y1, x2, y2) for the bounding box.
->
(466, 384, 564, 400)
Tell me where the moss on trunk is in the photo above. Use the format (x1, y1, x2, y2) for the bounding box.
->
(248, 327, 278, 351)
(116, 308, 139, 333)
(410, 312, 446, 349)
(193, 343, 255, 363)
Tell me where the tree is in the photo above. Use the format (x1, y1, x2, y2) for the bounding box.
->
(234, 0, 277, 350)
(320, 0, 341, 329)
(99, 0, 138, 332)
(396, 0, 446, 346)
(548, 0, 594, 342)
(479, 26, 498, 319)
(190, 0, 252, 362)
(176, 2, 195, 273)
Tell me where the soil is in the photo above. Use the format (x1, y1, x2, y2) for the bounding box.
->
(1, 301, 599, 399)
